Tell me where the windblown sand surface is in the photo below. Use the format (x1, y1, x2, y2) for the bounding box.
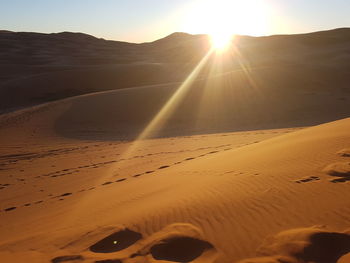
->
(0, 94, 349, 262)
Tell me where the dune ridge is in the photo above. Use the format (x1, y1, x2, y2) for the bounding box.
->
(0, 28, 349, 115)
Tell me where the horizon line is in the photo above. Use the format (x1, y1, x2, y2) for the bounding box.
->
(1, 26, 349, 44)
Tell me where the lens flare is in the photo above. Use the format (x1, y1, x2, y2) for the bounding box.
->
(183, 0, 270, 50)
(210, 32, 233, 51)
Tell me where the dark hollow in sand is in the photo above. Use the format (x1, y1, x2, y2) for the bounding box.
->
(150, 236, 213, 262)
(89, 229, 142, 253)
(95, 260, 122, 263)
(51, 255, 84, 263)
(297, 232, 350, 263)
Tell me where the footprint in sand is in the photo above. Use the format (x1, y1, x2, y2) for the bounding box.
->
(337, 148, 350, 157)
(115, 178, 126, 182)
(0, 183, 11, 190)
(102, 182, 113, 186)
(150, 236, 213, 262)
(4, 206, 17, 212)
(86, 224, 216, 263)
(52, 193, 72, 199)
(145, 224, 217, 262)
(51, 255, 84, 263)
(323, 162, 350, 183)
(239, 227, 350, 263)
(90, 229, 142, 253)
(95, 260, 121, 263)
(60, 193, 72, 197)
(295, 176, 320, 184)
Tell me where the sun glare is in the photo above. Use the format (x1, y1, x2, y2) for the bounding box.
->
(183, 0, 270, 50)
(210, 32, 233, 51)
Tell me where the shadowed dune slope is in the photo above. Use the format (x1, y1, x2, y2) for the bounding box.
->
(0, 69, 348, 141)
(0, 28, 349, 112)
(52, 75, 348, 140)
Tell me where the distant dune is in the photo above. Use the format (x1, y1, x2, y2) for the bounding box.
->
(0, 28, 349, 116)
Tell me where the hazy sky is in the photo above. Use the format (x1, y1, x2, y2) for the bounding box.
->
(1, 0, 349, 43)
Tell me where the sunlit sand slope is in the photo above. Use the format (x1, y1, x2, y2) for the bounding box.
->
(0, 111, 349, 262)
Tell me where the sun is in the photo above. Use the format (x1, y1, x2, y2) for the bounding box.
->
(183, 0, 270, 50)
(210, 31, 233, 51)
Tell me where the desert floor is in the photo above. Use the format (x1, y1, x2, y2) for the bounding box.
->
(0, 107, 349, 263)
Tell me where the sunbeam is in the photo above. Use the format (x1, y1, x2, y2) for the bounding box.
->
(120, 48, 214, 159)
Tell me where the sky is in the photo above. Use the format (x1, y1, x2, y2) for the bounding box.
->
(0, 0, 349, 43)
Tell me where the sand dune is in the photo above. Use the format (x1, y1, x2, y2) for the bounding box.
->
(51, 77, 349, 140)
(0, 92, 349, 262)
(1, 76, 348, 142)
(1, 28, 349, 113)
